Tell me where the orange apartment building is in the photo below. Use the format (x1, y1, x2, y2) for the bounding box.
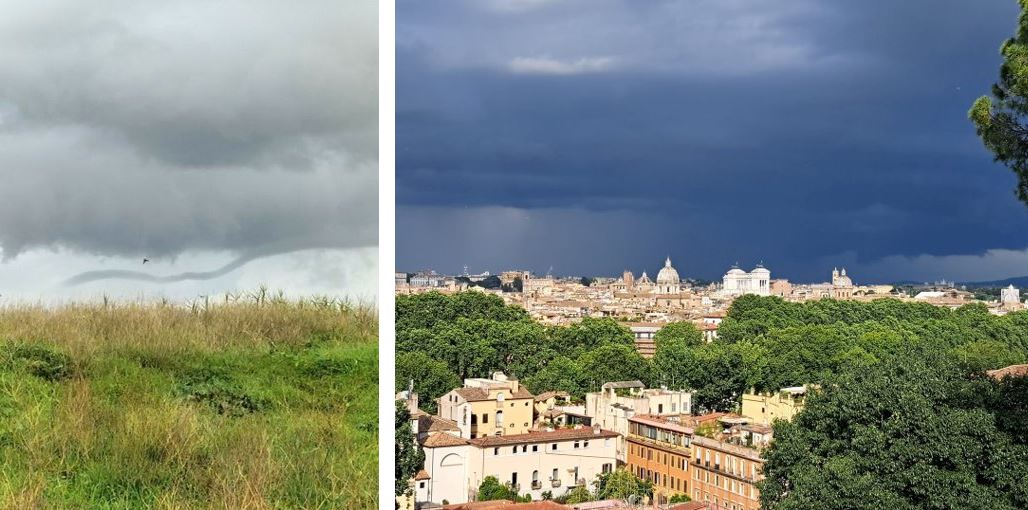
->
(625, 415, 693, 505)
(626, 413, 767, 510)
(690, 436, 763, 510)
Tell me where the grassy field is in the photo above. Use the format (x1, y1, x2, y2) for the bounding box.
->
(0, 292, 378, 509)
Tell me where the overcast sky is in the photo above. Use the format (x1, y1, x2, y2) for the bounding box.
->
(0, 0, 377, 303)
(397, 0, 1028, 284)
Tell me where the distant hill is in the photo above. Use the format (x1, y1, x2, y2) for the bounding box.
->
(960, 276, 1028, 288)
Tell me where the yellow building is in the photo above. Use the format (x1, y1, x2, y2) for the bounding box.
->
(438, 372, 535, 439)
(740, 386, 808, 426)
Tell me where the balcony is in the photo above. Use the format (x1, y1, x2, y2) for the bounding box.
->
(531, 480, 542, 490)
(574, 478, 587, 487)
(549, 478, 561, 488)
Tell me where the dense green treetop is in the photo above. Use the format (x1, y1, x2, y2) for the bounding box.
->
(397, 292, 1028, 415)
(593, 468, 653, 502)
(971, 0, 1028, 205)
(653, 321, 703, 348)
(759, 349, 1028, 510)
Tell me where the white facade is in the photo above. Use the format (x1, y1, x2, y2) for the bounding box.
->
(584, 382, 693, 461)
(1001, 285, 1021, 304)
(417, 441, 468, 505)
(721, 264, 771, 297)
(418, 428, 618, 506)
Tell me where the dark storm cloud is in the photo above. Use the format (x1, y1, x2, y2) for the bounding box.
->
(397, 0, 1028, 282)
(0, 0, 377, 266)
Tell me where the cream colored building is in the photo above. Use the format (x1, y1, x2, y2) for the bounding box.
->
(721, 264, 771, 297)
(417, 427, 618, 506)
(830, 268, 854, 299)
(1001, 284, 1021, 305)
(585, 381, 693, 461)
(439, 372, 536, 439)
(655, 257, 682, 295)
(740, 386, 808, 426)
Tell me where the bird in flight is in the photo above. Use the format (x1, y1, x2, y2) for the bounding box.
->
(142, 258, 150, 264)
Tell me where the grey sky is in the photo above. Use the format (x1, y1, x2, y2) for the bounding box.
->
(0, 0, 377, 301)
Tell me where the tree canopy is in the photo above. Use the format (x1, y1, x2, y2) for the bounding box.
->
(394, 401, 425, 498)
(759, 349, 1028, 510)
(398, 292, 1028, 416)
(970, 0, 1028, 205)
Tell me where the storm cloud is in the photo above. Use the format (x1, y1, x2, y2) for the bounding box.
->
(397, 0, 1028, 283)
(0, 0, 377, 298)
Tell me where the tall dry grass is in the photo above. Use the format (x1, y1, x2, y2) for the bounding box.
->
(0, 291, 378, 509)
(0, 290, 376, 359)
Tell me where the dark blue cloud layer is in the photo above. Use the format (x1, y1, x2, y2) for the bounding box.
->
(397, 0, 1028, 282)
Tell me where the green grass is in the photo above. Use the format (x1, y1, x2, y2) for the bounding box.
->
(0, 294, 377, 509)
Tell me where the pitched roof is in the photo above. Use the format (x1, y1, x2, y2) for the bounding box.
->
(419, 415, 460, 433)
(601, 381, 645, 390)
(470, 427, 619, 447)
(534, 391, 569, 402)
(667, 503, 709, 510)
(421, 433, 469, 448)
(441, 502, 570, 510)
(414, 469, 431, 480)
(452, 386, 535, 402)
(987, 364, 1028, 381)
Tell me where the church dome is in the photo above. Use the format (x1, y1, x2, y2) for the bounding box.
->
(726, 267, 745, 276)
(751, 263, 770, 275)
(656, 257, 680, 285)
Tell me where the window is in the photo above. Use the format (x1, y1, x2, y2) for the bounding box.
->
(574, 441, 580, 449)
(522, 445, 527, 452)
(583, 441, 589, 448)
(494, 448, 499, 455)
(551, 443, 557, 451)
(483, 414, 488, 424)
(552, 468, 558, 480)
(512, 447, 517, 454)
(658, 404, 663, 414)
(419, 482, 425, 489)
(532, 445, 538, 452)
(671, 403, 676, 413)
(532, 470, 539, 482)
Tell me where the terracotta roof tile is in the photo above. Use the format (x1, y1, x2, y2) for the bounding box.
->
(470, 427, 618, 447)
(441, 502, 571, 510)
(421, 433, 469, 448)
(987, 364, 1028, 381)
(452, 386, 535, 402)
(668, 503, 708, 510)
(419, 415, 460, 432)
(534, 391, 569, 402)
